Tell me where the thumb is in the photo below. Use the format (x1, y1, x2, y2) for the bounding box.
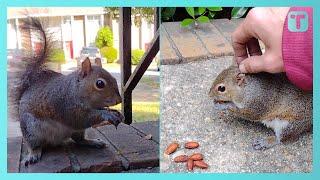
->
(238, 55, 266, 73)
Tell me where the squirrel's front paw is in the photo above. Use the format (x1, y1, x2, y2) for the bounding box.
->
(23, 149, 42, 166)
(103, 109, 124, 128)
(252, 136, 278, 150)
(76, 139, 106, 148)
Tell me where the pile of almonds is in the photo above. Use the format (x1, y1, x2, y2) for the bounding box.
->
(165, 141, 209, 171)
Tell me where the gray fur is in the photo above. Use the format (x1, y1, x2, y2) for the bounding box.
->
(17, 18, 124, 166)
(209, 66, 312, 150)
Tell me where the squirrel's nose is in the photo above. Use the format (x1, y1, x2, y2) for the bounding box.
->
(116, 96, 122, 104)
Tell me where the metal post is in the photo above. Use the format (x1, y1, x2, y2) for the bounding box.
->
(119, 7, 132, 124)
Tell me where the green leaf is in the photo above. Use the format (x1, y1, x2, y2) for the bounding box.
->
(197, 16, 210, 23)
(161, 7, 176, 21)
(207, 7, 223, 12)
(185, 7, 195, 18)
(209, 11, 216, 19)
(181, 18, 195, 27)
(197, 7, 206, 15)
(231, 7, 249, 18)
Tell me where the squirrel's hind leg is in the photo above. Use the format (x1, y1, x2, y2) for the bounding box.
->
(252, 136, 279, 150)
(22, 147, 42, 166)
(252, 118, 289, 150)
(71, 131, 106, 148)
(20, 113, 44, 166)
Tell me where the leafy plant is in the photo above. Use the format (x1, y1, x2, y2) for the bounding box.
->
(95, 26, 113, 48)
(181, 7, 222, 27)
(231, 7, 250, 18)
(132, 7, 155, 26)
(131, 49, 145, 65)
(100, 46, 118, 63)
(49, 49, 66, 64)
(104, 7, 120, 19)
(161, 7, 176, 21)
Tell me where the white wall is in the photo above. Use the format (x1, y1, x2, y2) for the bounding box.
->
(112, 17, 154, 58)
(7, 14, 155, 61)
(7, 20, 17, 49)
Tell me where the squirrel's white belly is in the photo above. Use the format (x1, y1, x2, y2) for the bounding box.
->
(38, 119, 73, 146)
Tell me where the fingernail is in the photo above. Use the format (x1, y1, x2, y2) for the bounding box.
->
(239, 64, 247, 73)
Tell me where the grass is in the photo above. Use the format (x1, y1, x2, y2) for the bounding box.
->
(102, 61, 158, 71)
(112, 101, 159, 123)
(140, 76, 160, 88)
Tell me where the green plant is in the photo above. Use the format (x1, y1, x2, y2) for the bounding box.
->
(231, 7, 250, 18)
(181, 7, 222, 27)
(95, 27, 113, 48)
(161, 7, 176, 21)
(49, 49, 66, 64)
(131, 49, 145, 65)
(100, 46, 118, 63)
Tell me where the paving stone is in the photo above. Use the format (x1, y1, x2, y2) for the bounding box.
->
(163, 22, 209, 62)
(211, 19, 238, 42)
(97, 123, 159, 170)
(194, 23, 234, 57)
(132, 121, 159, 143)
(160, 27, 180, 65)
(230, 18, 244, 27)
(7, 137, 22, 173)
(228, 18, 265, 50)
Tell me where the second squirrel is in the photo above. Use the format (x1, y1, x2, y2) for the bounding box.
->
(209, 65, 312, 150)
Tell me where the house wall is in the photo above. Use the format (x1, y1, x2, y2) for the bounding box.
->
(7, 7, 155, 62)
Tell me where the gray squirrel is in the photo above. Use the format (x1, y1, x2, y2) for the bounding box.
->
(16, 18, 124, 166)
(209, 65, 312, 150)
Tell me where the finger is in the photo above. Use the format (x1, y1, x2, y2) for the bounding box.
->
(247, 38, 262, 56)
(239, 55, 266, 73)
(231, 21, 255, 64)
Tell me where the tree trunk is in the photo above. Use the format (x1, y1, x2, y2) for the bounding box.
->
(104, 13, 113, 31)
(139, 26, 142, 49)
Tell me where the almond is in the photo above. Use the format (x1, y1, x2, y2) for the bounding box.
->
(189, 153, 203, 161)
(187, 159, 194, 171)
(165, 142, 179, 155)
(184, 141, 199, 149)
(173, 155, 188, 163)
(194, 160, 209, 169)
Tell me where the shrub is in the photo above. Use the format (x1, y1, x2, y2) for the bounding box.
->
(95, 26, 114, 48)
(49, 49, 66, 64)
(131, 49, 145, 65)
(100, 47, 118, 63)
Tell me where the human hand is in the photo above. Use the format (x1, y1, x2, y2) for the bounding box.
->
(231, 7, 290, 73)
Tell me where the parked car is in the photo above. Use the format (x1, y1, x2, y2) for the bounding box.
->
(76, 46, 105, 67)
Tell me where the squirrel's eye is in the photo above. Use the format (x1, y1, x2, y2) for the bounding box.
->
(95, 78, 106, 89)
(217, 85, 225, 93)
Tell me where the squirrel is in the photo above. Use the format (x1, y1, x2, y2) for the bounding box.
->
(208, 64, 312, 150)
(16, 17, 124, 166)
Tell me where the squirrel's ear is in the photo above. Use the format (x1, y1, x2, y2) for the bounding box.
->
(236, 73, 245, 86)
(95, 58, 102, 67)
(80, 57, 92, 78)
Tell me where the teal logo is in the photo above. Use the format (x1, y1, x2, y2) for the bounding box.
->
(288, 11, 308, 32)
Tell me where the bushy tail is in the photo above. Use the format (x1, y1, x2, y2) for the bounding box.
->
(16, 17, 53, 100)
(20, 17, 52, 70)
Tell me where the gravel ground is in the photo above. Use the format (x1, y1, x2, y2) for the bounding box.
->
(160, 57, 312, 173)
